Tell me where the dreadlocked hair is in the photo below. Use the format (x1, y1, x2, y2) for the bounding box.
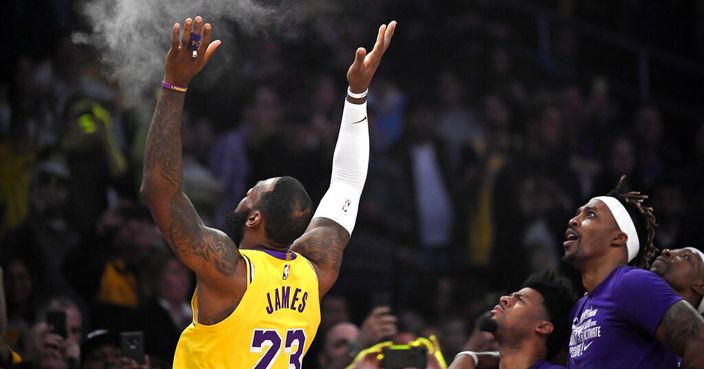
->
(606, 175, 658, 269)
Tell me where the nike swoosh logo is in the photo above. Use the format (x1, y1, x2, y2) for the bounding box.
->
(351, 116, 368, 124)
(583, 341, 593, 351)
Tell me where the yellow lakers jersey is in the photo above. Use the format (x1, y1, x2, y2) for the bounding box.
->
(173, 248, 321, 369)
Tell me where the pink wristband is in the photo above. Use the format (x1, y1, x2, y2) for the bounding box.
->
(161, 81, 187, 93)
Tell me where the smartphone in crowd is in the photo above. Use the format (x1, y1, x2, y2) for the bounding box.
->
(381, 345, 427, 369)
(46, 310, 67, 338)
(120, 331, 145, 364)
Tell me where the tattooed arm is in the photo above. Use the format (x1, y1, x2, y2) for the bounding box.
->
(291, 21, 396, 297)
(655, 300, 704, 368)
(292, 219, 350, 296)
(140, 16, 235, 293)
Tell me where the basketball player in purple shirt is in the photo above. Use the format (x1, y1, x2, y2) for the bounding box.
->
(651, 247, 704, 316)
(449, 270, 578, 369)
(563, 177, 704, 369)
(651, 246, 704, 368)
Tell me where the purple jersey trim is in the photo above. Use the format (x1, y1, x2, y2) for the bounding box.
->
(255, 247, 298, 261)
(242, 254, 253, 284)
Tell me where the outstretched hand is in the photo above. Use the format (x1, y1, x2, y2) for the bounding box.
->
(347, 21, 397, 94)
(164, 16, 221, 87)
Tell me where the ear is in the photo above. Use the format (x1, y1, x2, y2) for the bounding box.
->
(246, 211, 262, 228)
(611, 231, 628, 248)
(535, 321, 554, 336)
(692, 278, 704, 297)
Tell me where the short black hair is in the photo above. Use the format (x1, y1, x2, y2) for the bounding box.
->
(258, 176, 313, 247)
(606, 175, 658, 270)
(521, 269, 579, 360)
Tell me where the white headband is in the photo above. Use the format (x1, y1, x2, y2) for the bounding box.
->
(592, 196, 640, 263)
(684, 247, 704, 314)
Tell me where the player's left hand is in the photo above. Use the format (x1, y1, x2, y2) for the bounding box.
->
(346, 21, 397, 94)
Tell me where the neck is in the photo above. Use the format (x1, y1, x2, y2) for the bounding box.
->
(498, 340, 544, 369)
(681, 291, 703, 310)
(580, 255, 625, 292)
(239, 236, 288, 251)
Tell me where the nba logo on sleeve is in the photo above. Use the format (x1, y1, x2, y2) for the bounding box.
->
(342, 199, 351, 212)
(282, 265, 290, 280)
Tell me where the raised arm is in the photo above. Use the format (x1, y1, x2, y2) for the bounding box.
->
(655, 300, 704, 368)
(140, 16, 236, 292)
(291, 21, 396, 297)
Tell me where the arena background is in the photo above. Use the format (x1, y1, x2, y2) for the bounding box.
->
(1, 0, 703, 367)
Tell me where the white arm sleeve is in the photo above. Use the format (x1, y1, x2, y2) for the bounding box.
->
(313, 98, 369, 235)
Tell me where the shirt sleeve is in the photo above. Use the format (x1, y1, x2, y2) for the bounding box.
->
(613, 268, 683, 334)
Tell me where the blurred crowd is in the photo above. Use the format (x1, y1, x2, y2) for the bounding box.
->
(2, 0, 704, 368)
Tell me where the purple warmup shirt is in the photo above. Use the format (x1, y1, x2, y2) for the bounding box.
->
(528, 359, 565, 369)
(568, 266, 682, 369)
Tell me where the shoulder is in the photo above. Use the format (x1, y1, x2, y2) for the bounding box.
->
(237, 249, 267, 273)
(609, 266, 682, 328)
(612, 266, 669, 291)
(608, 266, 680, 303)
(239, 249, 255, 258)
(290, 252, 318, 274)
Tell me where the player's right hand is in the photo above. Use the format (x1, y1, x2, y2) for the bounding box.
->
(164, 16, 221, 87)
